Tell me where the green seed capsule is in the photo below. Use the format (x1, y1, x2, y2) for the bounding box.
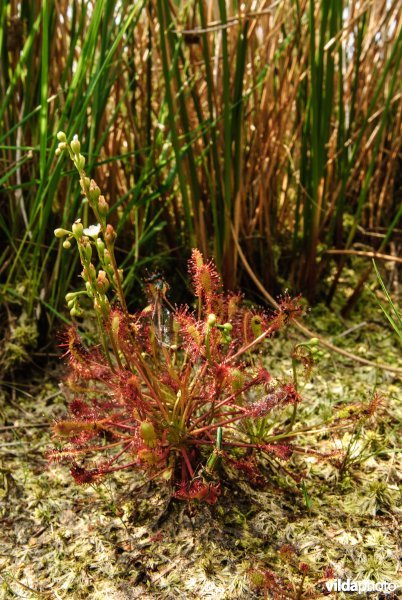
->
(104, 224, 116, 244)
(87, 264, 96, 280)
(111, 314, 120, 336)
(96, 239, 105, 255)
(140, 421, 157, 448)
(98, 195, 109, 215)
(81, 176, 90, 189)
(96, 271, 109, 294)
(89, 180, 101, 202)
(84, 242, 92, 262)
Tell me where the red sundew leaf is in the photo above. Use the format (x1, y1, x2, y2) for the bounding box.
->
(324, 566, 335, 580)
(231, 457, 265, 486)
(173, 480, 221, 504)
(263, 443, 294, 461)
(248, 567, 291, 598)
(135, 445, 170, 473)
(299, 562, 310, 574)
(112, 370, 147, 412)
(242, 309, 270, 345)
(189, 249, 221, 308)
(292, 446, 343, 462)
(277, 543, 297, 560)
(108, 307, 128, 337)
(248, 295, 302, 343)
(52, 419, 98, 437)
(277, 293, 304, 321)
(248, 383, 301, 417)
(117, 310, 149, 356)
(70, 464, 102, 484)
(69, 430, 101, 445)
(159, 372, 180, 393)
(254, 367, 273, 386)
(281, 383, 301, 404)
(60, 327, 111, 382)
(366, 392, 384, 417)
(175, 306, 205, 360)
(149, 530, 164, 543)
(69, 399, 96, 419)
(46, 448, 80, 463)
(225, 292, 243, 322)
(211, 362, 231, 383)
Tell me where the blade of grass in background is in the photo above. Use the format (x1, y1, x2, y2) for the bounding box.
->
(372, 261, 402, 343)
(1, 0, 161, 332)
(1, 0, 401, 360)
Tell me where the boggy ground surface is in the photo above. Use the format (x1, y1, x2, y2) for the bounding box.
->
(1, 299, 401, 599)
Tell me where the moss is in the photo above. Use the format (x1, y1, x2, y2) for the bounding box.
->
(0, 311, 38, 374)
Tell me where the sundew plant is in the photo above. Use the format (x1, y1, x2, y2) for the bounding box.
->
(50, 132, 312, 503)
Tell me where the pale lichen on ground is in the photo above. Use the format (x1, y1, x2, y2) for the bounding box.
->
(0, 306, 401, 599)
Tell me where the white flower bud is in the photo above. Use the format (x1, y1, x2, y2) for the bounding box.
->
(207, 313, 217, 327)
(70, 136, 81, 154)
(72, 222, 83, 237)
(54, 228, 70, 238)
(77, 154, 85, 170)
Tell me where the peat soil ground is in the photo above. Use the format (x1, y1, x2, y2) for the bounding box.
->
(0, 300, 401, 599)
